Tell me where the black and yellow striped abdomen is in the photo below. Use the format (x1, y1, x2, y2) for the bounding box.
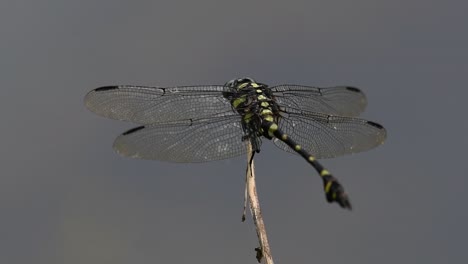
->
(262, 120, 352, 209)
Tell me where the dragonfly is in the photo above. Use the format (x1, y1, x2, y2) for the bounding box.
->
(84, 77, 386, 209)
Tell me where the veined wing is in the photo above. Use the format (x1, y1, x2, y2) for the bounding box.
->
(271, 85, 367, 117)
(273, 109, 386, 159)
(113, 116, 247, 163)
(84, 85, 234, 124)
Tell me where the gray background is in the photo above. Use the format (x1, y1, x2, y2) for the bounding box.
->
(1, 0, 467, 263)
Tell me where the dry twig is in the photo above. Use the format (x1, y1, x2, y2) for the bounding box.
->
(243, 142, 274, 264)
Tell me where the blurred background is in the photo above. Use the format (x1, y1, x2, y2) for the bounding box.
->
(1, 0, 467, 263)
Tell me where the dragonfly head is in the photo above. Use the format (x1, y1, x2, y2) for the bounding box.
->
(225, 77, 257, 89)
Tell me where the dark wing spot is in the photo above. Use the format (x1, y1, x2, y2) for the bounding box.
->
(122, 125, 145, 135)
(367, 121, 384, 129)
(94, 86, 119, 92)
(346, 86, 362, 93)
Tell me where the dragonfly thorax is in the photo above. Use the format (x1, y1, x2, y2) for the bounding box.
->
(223, 79, 281, 150)
(225, 77, 257, 89)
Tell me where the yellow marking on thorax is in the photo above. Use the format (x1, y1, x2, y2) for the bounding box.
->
(251, 82, 260, 88)
(261, 109, 273, 116)
(243, 112, 254, 122)
(238, 83, 249, 89)
(232, 96, 246, 108)
(256, 89, 262, 93)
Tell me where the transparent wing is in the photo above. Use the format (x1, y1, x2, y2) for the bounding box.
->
(113, 116, 247, 163)
(273, 109, 386, 159)
(271, 85, 367, 116)
(84, 85, 234, 124)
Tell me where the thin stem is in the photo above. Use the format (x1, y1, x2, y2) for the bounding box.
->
(242, 170, 248, 222)
(245, 143, 274, 264)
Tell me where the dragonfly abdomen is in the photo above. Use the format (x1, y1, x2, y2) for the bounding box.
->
(262, 120, 352, 209)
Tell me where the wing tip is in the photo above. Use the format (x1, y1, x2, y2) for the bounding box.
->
(113, 127, 146, 159)
(84, 86, 119, 113)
